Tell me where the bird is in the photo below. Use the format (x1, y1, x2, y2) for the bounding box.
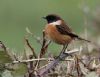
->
(43, 14, 91, 54)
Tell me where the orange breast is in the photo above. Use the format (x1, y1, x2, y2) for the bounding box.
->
(44, 24, 72, 45)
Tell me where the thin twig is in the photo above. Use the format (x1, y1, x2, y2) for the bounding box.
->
(25, 38, 37, 58)
(36, 49, 79, 77)
(12, 58, 74, 64)
(39, 30, 48, 58)
(35, 30, 50, 71)
(75, 55, 82, 77)
(28, 55, 35, 77)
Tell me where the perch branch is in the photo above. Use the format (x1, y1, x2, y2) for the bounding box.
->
(12, 58, 74, 64)
(36, 48, 79, 77)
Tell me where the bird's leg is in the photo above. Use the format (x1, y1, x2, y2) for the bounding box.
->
(46, 40, 51, 46)
(60, 44, 68, 54)
(56, 44, 68, 59)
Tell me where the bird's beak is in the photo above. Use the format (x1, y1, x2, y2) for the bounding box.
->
(42, 17, 46, 19)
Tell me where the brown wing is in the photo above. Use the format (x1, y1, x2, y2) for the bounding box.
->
(56, 24, 78, 38)
(61, 21, 72, 33)
(56, 24, 91, 42)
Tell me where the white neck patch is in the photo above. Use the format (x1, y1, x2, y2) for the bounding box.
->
(49, 20, 61, 26)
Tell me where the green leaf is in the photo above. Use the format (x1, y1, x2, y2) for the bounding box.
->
(0, 64, 5, 73)
(11, 63, 27, 77)
(0, 51, 12, 63)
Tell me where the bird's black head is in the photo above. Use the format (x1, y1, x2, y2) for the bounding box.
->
(43, 14, 61, 23)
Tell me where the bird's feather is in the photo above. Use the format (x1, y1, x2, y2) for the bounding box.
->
(56, 24, 91, 43)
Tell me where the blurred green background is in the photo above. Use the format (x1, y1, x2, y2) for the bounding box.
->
(0, 0, 100, 53)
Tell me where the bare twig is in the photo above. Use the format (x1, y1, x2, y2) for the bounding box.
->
(75, 55, 82, 77)
(26, 27, 42, 45)
(36, 49, 79, 77)
(25, 38, 37, 58)
(39, 30, 48, 58)
(28, 55, 35, 77)
(35, 30, 50, 71)
(13, 58, 53, 64)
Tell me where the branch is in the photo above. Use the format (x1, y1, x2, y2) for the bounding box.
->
(13, 58, 53, 64)
(36, 48, 79, 77)
(12, 58, 74, 64)
(75, 55, 82, 77)
(25, 38, 37, 58)
(39, 30, 48, 58)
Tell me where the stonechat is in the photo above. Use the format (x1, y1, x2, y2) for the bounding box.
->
(43, 14, 90, 53)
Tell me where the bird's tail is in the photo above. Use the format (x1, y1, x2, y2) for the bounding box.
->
(77, 36, 100, 50)
(77, 36, 91, 43)
(69, 32, 91, 43)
